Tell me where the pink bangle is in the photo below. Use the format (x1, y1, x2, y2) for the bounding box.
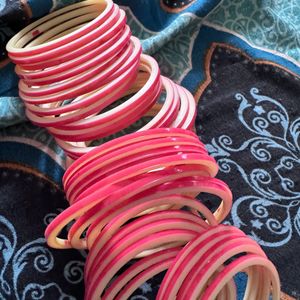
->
(85, 196, 217, 276)
(15, 8, 126, 71)
(86, 229, 199, 299)
(172, 84, 196, 130)
(44, 128, 225, 249)
(45, 165, 229, 250)
(7, 0, 280, 296)
(157, 225, 280, 300)
(16, 24, 130, 86)
(54, 164, 223, 250)
(7, 0, 114, 58)
(62, 128, 201, 173)
(64, 140, 208, 204)
(19, 38, 140, 102)
(42, 57, 161, 142)
(101, 248, 179, 300)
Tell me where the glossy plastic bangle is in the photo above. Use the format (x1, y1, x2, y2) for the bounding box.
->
(16, 23, 130, 85)
(64, 140, 209, 204)
(7, 0, 113, 57)
(14, 6, 125, 70)
(157, 225, 280, 300)
(62, 128, 202, 178)
(19, 38, 140, 103)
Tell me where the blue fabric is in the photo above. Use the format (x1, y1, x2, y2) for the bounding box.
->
(27, 0, 53, 18)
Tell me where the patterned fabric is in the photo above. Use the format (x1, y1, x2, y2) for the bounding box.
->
(207, 0, 300, 62)
(0, 0, 300, 299)
(0, 0, 29, 61)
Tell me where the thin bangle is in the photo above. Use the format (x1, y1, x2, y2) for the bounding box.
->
(202, 255, 280, 300)
(101, 248, 179, 300)
(64, 140, 208, 203)
(85, 196, 217, 275)
(8, 4, 118, 64)
(7, 0, 113, 56)
(86, 229, 199, 299)
(45, 166, 229, 250)
(14, 7, 125, 70)
(17, 24, 130, 85)
(157, 225, 244, 299)
(67, 170, 211, 249)
(19, 37, 139, 101)
(61, 128, 202, 175)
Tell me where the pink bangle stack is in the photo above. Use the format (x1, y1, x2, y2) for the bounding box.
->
(6, 0, 196, 160)
(44, 128, 279, 300)
(7, 0, 280, 299)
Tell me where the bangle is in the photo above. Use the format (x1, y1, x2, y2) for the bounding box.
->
(16, 24, 130, 85)
(158, 225, 280, 300)
(19, 37, 140, 102)
(64, 162, 223, 250)
(172, 84, 196, 130)
(7, 0, 113, 57)
(15, 8, 126, 71)
(62, 128, 201, 176)
(64, 140, 209, 204)
(44, 54, 160, 141)
(7, 0, 280, 297)
(86, 229, 199, 299)
(101, 248, 179, 300)
(85, 195, 217, 276)
(45, 128, 222, 249)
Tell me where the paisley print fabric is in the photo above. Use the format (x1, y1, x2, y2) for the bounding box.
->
(196, 43, 300, 298)
(0, 165, 85, 299)
(0, 0, 300, 299)
(207, 0, 300, 62)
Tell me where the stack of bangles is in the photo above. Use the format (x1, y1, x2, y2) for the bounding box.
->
(6, 0, 280, 299)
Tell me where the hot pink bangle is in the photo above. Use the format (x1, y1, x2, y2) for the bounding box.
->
(85, 196, 217, 276)
(16, 24, 130, 86)
(46, 164, 222, 249)
(64, 141, 208, 204)
(62, 128, 201, 182)
(86, 229, 199, 299)
(157, 225, 280, 300)
(47, 54, 160, 130)
(101, 248, 179, 300)
(14, 8, 126, 71)
(44, 128, 225, 249)
(7, 0, 114, 57)
(19, 38, 140, 103)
